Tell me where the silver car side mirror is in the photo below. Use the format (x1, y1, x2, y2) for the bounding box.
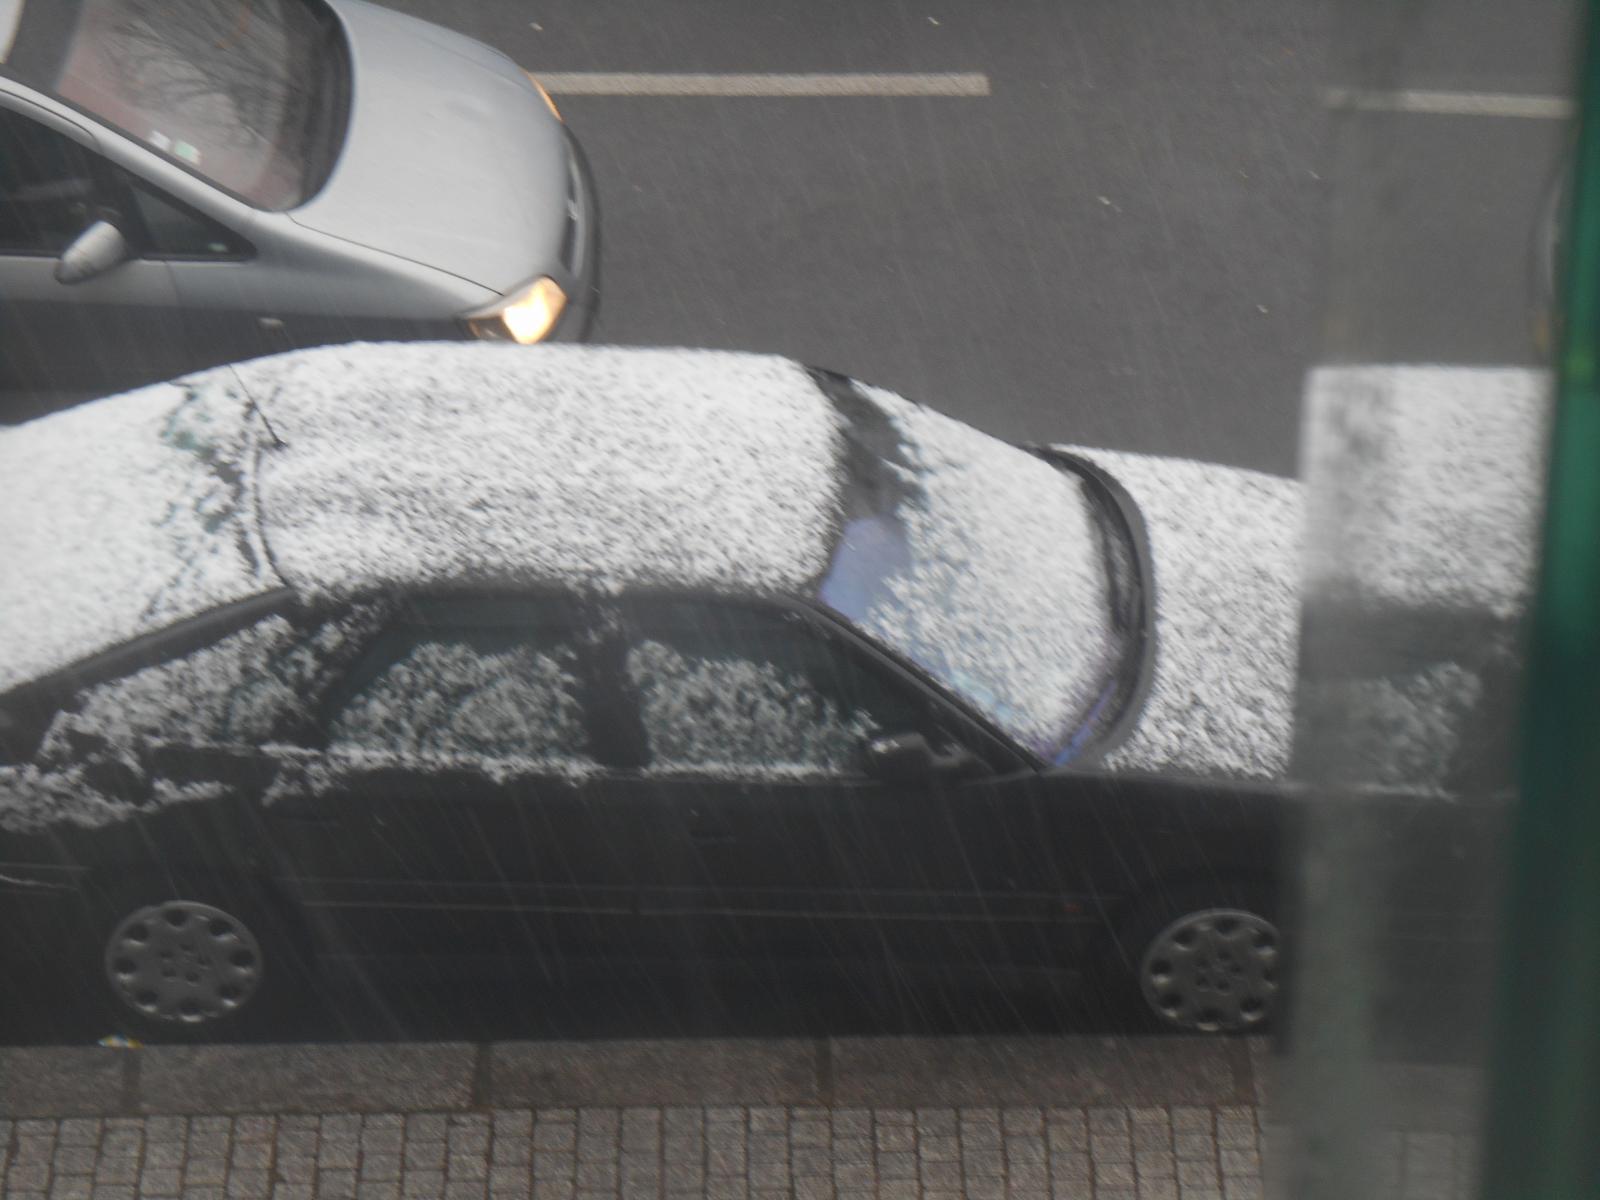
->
(55, 220, 132, 285)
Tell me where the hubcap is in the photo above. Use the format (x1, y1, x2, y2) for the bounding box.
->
(1139, 907, 1279, 1033)
(103, 900, 264, 1025)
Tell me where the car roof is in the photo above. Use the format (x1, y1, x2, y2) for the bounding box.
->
(0, 344, 847, 693)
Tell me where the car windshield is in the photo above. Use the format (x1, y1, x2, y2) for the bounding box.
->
(817, 381, 1129, 762)
(5, 0, 346, 209)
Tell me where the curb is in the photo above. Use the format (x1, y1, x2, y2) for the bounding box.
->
(0, 1036, 1257, 1118)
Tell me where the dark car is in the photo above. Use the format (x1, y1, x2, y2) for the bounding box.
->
(6, 343, 1483, 1040)
(0, 0, 598, 420)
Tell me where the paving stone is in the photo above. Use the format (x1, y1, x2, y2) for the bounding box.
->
(54, 1145, 98, 1175)
(792, 1148, 832, 1178)
(229, 1144, 274, 1173)
(403, 1171, 447, 1198)
(1091, 1132, 1133, 1163)
(408, 1116, 451, 1143)
(358, 1155, 402, 1183)
(1094, 1161, 1136, 1189)
(94, 1158, 140, 1186)
(138, 1168, 182, 1197)
(410, 1142, 451, 1171)
(17, 1135, 60, 1164)
(62, 1120, 107, 1146)
(1007, 1134, 1047, 1163)
(273, 1157, 316, 1184)
(875, 1150, 915, 1179)
(574, 1162, 617, 1191)
(1176, 1160, 1220, 1188)
(317, 1142, 360, 1172)
(447, 1152, 490, 1182)
(277, 1134, 318, 1161)
(182, 1159, 228, 1188)
(532, 1119, 577, 1152)
(828, 1113, 870, 1140)
(8, 1161, 55, 1191)
(1217, 1149, 1259, 1177)
(225, 1177, 272, 1200)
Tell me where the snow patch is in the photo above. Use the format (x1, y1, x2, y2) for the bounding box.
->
(628, 638, 881, 773)
(329, 638, 592, 764)
(1066, 448, 1303, 781)
(0, 380, 277, 694)
(836, 387, 1118, 756)
(1301, 367, 1549, 618)
(229, 343, 846, 601)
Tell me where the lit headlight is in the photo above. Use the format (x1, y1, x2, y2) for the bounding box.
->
(463, 276, 567, 344)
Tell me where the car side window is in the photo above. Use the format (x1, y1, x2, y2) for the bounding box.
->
(125, 179, 250, 259)
(620, 598, 931, 777)
(325, 597, 594, 768)
(0, 107, 100, 255)
(39, 605, 384, 760)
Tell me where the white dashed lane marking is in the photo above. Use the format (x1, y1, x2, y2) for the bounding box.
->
(1323, 87, 1572, 119)
(530, 72, 991, 97)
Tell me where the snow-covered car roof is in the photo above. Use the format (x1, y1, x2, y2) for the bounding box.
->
(0, 343, 846, 694)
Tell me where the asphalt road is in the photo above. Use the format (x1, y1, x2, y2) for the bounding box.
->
(380, 0, 1575, 475)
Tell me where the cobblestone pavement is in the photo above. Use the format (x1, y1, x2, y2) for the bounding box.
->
(0, 1104, 1482, 1200)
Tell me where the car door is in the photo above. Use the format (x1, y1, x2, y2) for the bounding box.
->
(256, 594, 658, 972)
(600, 594, 1091, 975)
(0, 97, 189, 409)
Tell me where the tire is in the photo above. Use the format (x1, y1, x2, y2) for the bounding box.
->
(85, 873, 313, 1041)
(1109, 883, 1281, 1035)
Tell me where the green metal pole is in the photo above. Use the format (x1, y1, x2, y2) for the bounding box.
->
(1480, 4, 1600, 1197)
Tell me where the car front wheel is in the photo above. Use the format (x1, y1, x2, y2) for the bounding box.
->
(1114, 889, 1281, 1034)
(91, 878, 310, 1040)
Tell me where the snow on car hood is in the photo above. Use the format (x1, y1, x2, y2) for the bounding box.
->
(1059, 447, 1304, 782)
(0, 381, 278, 696)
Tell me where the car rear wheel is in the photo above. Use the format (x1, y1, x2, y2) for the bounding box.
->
(90, 877, 312, 1040)
(1112, 887, 1281, 1034)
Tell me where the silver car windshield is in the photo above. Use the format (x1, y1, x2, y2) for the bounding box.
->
(817, 383, 1125, 762)
(10, 0, 346, 209)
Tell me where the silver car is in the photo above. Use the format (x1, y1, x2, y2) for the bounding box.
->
(0, 0, 598, 417)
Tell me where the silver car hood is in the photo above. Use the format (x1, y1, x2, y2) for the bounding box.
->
(290, 0, 569, 295)
(1058, 446, 1305, 782)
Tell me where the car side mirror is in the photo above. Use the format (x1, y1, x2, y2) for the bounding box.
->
(56, 219, 132, 285)
(863, 732, 981, 782)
